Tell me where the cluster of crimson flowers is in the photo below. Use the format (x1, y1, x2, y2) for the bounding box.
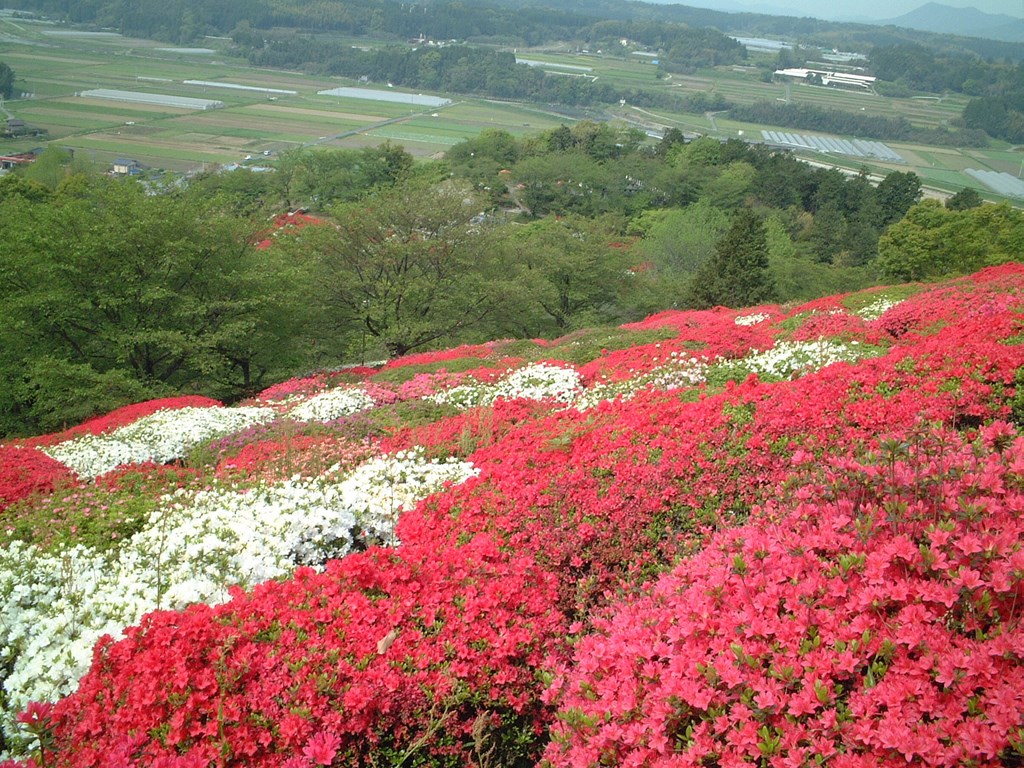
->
(0, 397, 220, 512)
(5, 265, 1024, 766)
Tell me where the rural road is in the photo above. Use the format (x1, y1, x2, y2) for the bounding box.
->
(304, 100, 462, 148)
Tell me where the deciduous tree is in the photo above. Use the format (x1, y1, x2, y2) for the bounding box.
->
(0, 178, 295, 434)
(945, 186, 983, 211)
(299, 178, 513, 358)
(875, 170, 922, 228)
(498, 214, 636, 334)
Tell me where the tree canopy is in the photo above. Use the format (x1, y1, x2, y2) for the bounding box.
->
(0, 177, 299, 434)
(0, 61, 13, 100)
(689, 209, 777, 310)
(877, 200, 1024, 282)
(295, 178, 515, 359)
(0, 118, 993, 438)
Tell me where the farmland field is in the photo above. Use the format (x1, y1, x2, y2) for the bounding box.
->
(1, 17, 1022, 203)
(1, 20, 573, 169)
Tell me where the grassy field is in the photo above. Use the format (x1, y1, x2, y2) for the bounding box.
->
(1, 18, 1021, 205)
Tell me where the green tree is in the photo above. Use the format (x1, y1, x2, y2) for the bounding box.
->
(446, 129, 521, 205)
(186, 166, 279, 216)
(273, 144, 413, 209)
(805, 202, 847, 263)
(689, 209, 777, 309)
(946, 187, 983, 211)
(656, 128, 687, 158)
(946, 202, 1024, 274)
(875, 200, 952, 281)
(766, 214, 874, 302)
(0, 178, 297, 435)
(512, 151, 612, 217)
(0, 174, 50, 204)
(19, 147, 74, 189)
(299, 179, 513, 358)
(628, 203, 729, 312)
(875, 198, 1024, 281)
(499, 214, 635, 334)
(633, 200, 730, 275)
(875, 171, 922, 228)
(701, 160, 756, 210)
(0, 61, 13, 100)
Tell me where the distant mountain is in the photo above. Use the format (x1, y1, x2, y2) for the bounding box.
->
(882, 2, 1024, 42)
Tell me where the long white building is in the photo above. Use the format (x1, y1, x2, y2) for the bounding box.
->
(774, 68, 875, 90)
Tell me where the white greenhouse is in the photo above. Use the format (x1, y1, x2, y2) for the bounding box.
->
(78, 89, 224, 110)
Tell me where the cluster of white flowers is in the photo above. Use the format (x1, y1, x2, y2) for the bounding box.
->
(0, 542, 148, 751)
(856, 296, 904, 320)
(41, 406, 275, 480)
(427, 363, 583, 409)
(645, 355, 711, 391)
(334, 449, 479, 546)
(287, 387, 376, 423)
(425, 382, 490, 409)
(724, 339, 882, 380)
(0, 448, 477, 748)
(492, 363, 583, 403)
(575, 353, 709, 410)
(734, 312, 771, 326)
(126, 478, 361, 610)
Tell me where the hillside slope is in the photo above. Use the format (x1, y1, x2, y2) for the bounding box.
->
(2, 266, 1024, 766)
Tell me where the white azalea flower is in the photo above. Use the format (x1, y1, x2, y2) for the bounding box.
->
(575, 354, 710, 410)
(722, 339, 882, 380)
(734, 312, 771, 326)
(0, 448, 477, 749)
(41, 406, 275, 480)
(856, 296, 903, 320)
(426, 363, 583, 410)
(287, 387, 376, 422)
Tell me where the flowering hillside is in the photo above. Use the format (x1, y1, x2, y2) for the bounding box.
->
(2, 265, 1024, 767)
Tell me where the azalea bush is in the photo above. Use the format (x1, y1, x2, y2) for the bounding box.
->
(40, 406, 275, 480)
(286, 387, 377, 423)
(0, 446, 75, 513)
(44, 537, 567, 768)
(3, 265, 1024, 766)
(0, 447, 478, 752)
(214, 434, 373, 483)
(0, 464, 203, 553)
(544, 423, 1024, 767)
(22, 397, 223, 449)
(426, 362, 584, 409)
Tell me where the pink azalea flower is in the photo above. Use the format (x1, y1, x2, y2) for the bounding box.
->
(303, 731, 342, 766)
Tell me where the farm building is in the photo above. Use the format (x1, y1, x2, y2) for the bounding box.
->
(112, 158, 141, 175)
(0, 152, 37, 170)
(182, 80, 298, 96)
(3, 118, 45, 138)
(773, 67, 875, 90)
(78, 89, 224, 110)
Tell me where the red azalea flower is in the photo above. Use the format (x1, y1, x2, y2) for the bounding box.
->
(302, 732, 341, 766)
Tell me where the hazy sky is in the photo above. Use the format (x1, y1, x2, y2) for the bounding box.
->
(678, 0, 1024, 20)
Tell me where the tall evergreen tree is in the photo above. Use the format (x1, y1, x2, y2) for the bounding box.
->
(689, 209, 776, 309)
(0, 61, 13, 100)
(875, 171, 922, 228)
